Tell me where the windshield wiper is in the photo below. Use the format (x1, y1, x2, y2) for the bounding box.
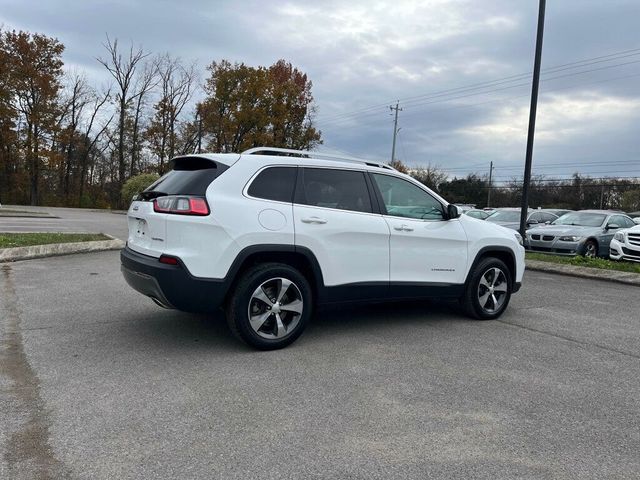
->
(139, 191, 168, 200)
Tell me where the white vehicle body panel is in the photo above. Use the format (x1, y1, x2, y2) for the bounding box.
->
(126, 151, 525, 287)
(384, 216, 468, 284)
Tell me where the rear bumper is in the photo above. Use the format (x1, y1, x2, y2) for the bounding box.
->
(120, 246, 227, 313)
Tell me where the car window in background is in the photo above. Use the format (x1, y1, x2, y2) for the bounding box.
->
(609, 215, 633, 228)
(552, 212, 606, 227)
(486, 210, 521, 223)
(538, 212, 557, 223)
(529, 212, 544, 223)
(372, 174, 444, 220)
(466, 210, 488, 219)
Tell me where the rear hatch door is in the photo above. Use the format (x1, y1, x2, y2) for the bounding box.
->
(126, 156, 229, 257)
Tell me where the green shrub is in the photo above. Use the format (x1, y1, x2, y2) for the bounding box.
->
(121, 173, 160, 205)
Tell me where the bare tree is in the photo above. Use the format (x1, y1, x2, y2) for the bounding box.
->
(58, 72, 91, 199)
(97, 35, 149, 193)
(411, 165, 448, 192)
(77, 86, 112, 206)
(146, 54, 198, 171)
(129, 59, 158, 176)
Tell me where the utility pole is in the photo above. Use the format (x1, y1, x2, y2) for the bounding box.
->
(487, 161, 494, 208)
(390, 101, 402, 162)
(519, 0, 546, 238)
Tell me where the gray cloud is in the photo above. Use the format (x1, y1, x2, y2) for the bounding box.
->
(1, 0, 638, 180)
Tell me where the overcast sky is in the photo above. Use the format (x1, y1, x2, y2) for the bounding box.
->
(1, 0, 639, 182)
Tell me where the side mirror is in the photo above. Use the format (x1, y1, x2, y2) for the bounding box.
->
(446, 204, 460, 219)
(544, 220, 551, 225)
(527, 219, 539, 226)
(606, 223, 620, 230)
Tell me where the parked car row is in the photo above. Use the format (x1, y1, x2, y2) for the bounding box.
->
(463, 207, 639, 261)
(526, 210, 635, 258)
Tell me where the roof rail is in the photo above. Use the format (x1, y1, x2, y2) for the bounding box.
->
(241, 147, 395, 171)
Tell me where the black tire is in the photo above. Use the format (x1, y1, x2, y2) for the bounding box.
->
(461, 257, 512, 320)
(583, 239, 598, 258)
(225, 263, 313, 350)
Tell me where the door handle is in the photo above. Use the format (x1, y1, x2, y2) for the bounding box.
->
(301, 217, 327, 224)
(394, 224, 413, 232)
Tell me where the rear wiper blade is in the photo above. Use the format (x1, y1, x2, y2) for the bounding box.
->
(138, 191, 168, 200)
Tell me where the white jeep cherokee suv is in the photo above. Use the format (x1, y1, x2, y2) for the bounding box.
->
(121, 147, 525, 349)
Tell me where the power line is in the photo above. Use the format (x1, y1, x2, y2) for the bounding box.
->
(319, 69, 640, 132)
(318, 58, 640, 128)
(490, 176, 640, 183)
(316, 47, 640, 123)
(317, 47, 640, 122)
(440, 159, 640, 173)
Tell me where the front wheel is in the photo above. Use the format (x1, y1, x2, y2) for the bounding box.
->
(461, 257, 512, 320)
(583, 240, 598, 258)
(225, 263, 313, 350)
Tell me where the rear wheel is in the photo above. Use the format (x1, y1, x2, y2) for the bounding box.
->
(461, 257, 512, 320)
(225, 263, 312, 350)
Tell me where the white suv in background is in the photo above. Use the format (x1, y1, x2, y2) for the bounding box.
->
(610, 224, 640, 262)
(121, 147, 525, 349)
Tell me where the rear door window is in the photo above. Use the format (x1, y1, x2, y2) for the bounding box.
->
(141, 157, 227, 199)
(299, 168, 373, 213)
(247, 167, 297, 203)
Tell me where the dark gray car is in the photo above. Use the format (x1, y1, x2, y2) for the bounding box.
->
(526, 210, 636, 257)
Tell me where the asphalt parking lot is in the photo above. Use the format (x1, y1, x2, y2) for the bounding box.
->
(1, 251, 639, 479)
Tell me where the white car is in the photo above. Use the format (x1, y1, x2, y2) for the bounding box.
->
(610, 224, 640, 263)
(121, 147, 525, 349)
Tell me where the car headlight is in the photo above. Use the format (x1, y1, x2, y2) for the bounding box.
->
(613, 232, 625, 241)
(514, 232, 523, 245)
(558, 236, 581, 242)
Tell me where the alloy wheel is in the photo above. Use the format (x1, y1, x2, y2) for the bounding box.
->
(247, 277, 304, 339)
(585, 242, 597, 258)
(477, 267, 508, 314)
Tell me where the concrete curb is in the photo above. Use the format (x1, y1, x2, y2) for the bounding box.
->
(0, 234, 125, 263)
(0, 211, 55, 218)
(526, 259, 640, 287)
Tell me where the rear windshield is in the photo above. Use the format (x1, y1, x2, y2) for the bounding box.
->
(140, 157, 227, 199)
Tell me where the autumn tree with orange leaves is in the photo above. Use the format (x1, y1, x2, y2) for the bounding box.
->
(198, 59, 322, 153)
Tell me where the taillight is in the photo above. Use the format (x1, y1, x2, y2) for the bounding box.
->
(153, 196, 210, 216)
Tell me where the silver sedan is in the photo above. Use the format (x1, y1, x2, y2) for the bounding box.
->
(526, 210, 636, 258)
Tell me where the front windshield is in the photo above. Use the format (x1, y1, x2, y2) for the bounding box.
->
(486, 210, 520, 223)
(552, 212, 606, 227)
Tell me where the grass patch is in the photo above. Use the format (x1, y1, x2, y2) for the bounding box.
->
(0, 232, 110, 248)
(526, 252, 640, 274)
